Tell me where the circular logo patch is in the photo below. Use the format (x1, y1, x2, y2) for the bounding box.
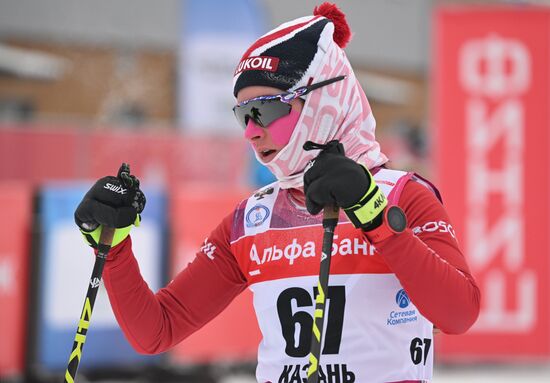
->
(245, 204, 270, 228)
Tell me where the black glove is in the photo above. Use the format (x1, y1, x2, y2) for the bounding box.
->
(75, 164, 146, 231)
(303, 140, 387, 230)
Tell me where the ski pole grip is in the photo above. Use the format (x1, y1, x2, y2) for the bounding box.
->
(97, 227, 116, 258)
(322, 205, 339, 227)
(99, 227, 115, 245)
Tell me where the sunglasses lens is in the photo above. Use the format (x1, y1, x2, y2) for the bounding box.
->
(234, 99, 292, 129)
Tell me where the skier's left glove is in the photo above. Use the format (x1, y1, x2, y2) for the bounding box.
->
(303, 141, 387, 230)
(74, 164, 146, 248)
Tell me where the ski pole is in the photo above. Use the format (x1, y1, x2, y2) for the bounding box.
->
(64, 162, 132, 383)
(64, 226, 114, 383)
(307, 205, 339, 383)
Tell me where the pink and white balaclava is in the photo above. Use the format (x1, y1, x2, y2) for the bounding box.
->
(233, 3, 388, 189)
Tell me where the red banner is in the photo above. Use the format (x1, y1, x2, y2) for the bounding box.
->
(0, 126, 248, 188)
(433, 6, 550, 359)
(0, 183, 32, 378)
(169, 184, 261, 362)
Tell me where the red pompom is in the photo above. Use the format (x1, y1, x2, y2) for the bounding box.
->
(313, 2, 352, 48)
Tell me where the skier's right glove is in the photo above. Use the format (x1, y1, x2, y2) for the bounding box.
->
(74, 164, 146, 248)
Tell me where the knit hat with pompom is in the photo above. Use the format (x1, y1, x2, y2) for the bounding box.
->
(233, 2, 352, 97)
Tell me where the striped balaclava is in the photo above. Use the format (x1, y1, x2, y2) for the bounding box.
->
(233, 3, 388, 189)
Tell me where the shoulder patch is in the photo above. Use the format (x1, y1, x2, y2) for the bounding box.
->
(243, 182, 280, 236)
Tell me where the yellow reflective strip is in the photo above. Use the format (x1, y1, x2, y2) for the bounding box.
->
(314, 309, 324, 318)
(83, 224, 134, 248)
(112, 226, 132, 246)
(346, 187, 387, 225)
(313, 323, 321, 341)
(65, 371, 75, 383)
(307, 354, 319, 377)
(316, 282, 325, 304)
